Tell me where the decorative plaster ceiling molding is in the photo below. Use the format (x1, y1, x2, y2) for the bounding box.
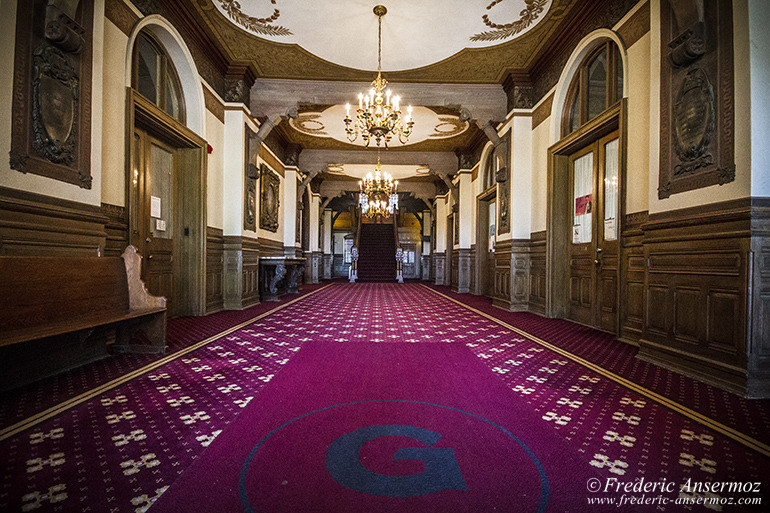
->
(300, 149, 458, 178)
(212, 0, 553, 71)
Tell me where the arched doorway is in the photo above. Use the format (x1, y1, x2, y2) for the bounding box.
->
(126, 23, 207, 317)
(475, 143, 499, 298)
(547, 35, 627, 334)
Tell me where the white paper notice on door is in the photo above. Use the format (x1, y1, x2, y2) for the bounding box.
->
(573, 224, 581, 244)
(604, 217, 617, 241)
(151, 196, 161, 218)
(156, 219, 166, 232)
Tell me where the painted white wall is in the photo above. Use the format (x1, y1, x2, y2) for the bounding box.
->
(0, 0, 104, 206)
(435, 194, 448, 253)
(748, 0, 770, 196)
(205, 104, 225, 230)
(531, 113, 551, 233)
(625, 32, 651, 215)
(308, 190, 320, 252)
(457, 171, 473, 248)
(101, 18, 129, 207)
(283, 167, 297, 248)
(510, 115, 533, 239)
(323, 208, 332, 253)
(223, 110, 246, 236)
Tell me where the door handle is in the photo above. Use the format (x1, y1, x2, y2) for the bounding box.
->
(594, 248, 602, 265)
(146, 237, 151, 243)
(147, 254, 153, 260)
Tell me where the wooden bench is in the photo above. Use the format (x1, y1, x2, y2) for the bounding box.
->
(0, 246, 166, 391)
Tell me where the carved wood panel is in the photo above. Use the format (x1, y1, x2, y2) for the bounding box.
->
(10, 0, 94, 188)
(206, 227, 224, 314)
(658, 0, 735, 198)
(528, 231, 547, 315)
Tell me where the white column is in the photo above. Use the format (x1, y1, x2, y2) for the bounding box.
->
(322, 208, 333, 279)
(223, 110, 247, 236)
(283, 166, 298, 256)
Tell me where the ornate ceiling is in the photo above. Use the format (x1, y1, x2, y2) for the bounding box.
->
(210, 0, 554, 72)
(189, 0, 577, 83)
(174, 0, 586, 188)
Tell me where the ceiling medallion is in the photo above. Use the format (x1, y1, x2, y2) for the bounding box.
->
(359, 150, 399, 217)
(470, 0, 549, 42)
(344, 5, 414, 148)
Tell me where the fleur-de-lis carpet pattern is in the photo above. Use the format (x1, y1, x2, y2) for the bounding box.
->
(0, 283, 768, 511)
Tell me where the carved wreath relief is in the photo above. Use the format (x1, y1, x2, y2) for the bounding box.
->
(260, 164, 280, 232)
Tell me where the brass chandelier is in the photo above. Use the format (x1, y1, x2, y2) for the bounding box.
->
(344, 5, 414, 147)
(359, 151, 399, 217)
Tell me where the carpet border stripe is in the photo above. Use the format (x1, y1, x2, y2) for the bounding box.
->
(0, 284, 333, 442)
(420, 284, 770, 458)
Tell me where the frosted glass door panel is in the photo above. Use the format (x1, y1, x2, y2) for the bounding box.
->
(572, 153, 593, 244)
(149, 143, 173, 239)
(603, 138, 619, 241)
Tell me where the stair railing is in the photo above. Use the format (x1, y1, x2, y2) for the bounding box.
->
(349, 206, 361, 283)
(393, 210, 404, 283)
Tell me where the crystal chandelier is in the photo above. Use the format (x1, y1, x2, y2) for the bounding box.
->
(359, 152, 399, 216)
(344, 5, 414, 147)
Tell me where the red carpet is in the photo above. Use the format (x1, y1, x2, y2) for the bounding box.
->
(151, 341, 607, 513)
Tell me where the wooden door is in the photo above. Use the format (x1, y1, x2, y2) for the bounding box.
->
(486, 200, 496, 298)
(131, 129, 177, 315)
(567, 131, 620, 331)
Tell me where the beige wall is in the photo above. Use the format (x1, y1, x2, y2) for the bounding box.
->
(205, 104, 225, 230)
(530, 109, 552, 233)
(101, 18, 129, 207)
(625, 32, 650, 215)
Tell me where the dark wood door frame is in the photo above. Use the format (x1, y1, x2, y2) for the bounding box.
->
(127, 89, 208, 317)
(546, 100, 626, 332)
(475, 185, 497, 297)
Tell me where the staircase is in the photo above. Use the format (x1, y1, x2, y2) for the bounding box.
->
(356, 223, 396, 282)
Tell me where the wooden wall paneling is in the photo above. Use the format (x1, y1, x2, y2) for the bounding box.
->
(0, 187, 107, 256)
(206, 227, 224, 313)
(619, 212, 647, 345)
(101, 203, 129, 257)
(469, 245, 476, 293)
(492, 239, 512, 310)
(242, 236, 260, 308)
(450, 251, 460, 290)
(638, 200, 752, 395)
(258, 237, 284, 258)
(748, 200, 770, 397)
(511, 239, 531, 311)
(528, 230, 547, 315)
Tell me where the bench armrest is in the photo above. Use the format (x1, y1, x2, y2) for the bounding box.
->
(121, 245, 166, 310)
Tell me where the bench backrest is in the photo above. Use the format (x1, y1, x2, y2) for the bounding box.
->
(0, 256, 131, 333)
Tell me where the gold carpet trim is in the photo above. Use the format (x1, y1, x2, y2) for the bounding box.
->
(0, 284, 331, 442)
(421, 284, 770, 458)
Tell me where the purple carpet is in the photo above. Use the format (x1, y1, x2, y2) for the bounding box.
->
(1, 283, 768, 512)
(151, 341, 606, 513)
